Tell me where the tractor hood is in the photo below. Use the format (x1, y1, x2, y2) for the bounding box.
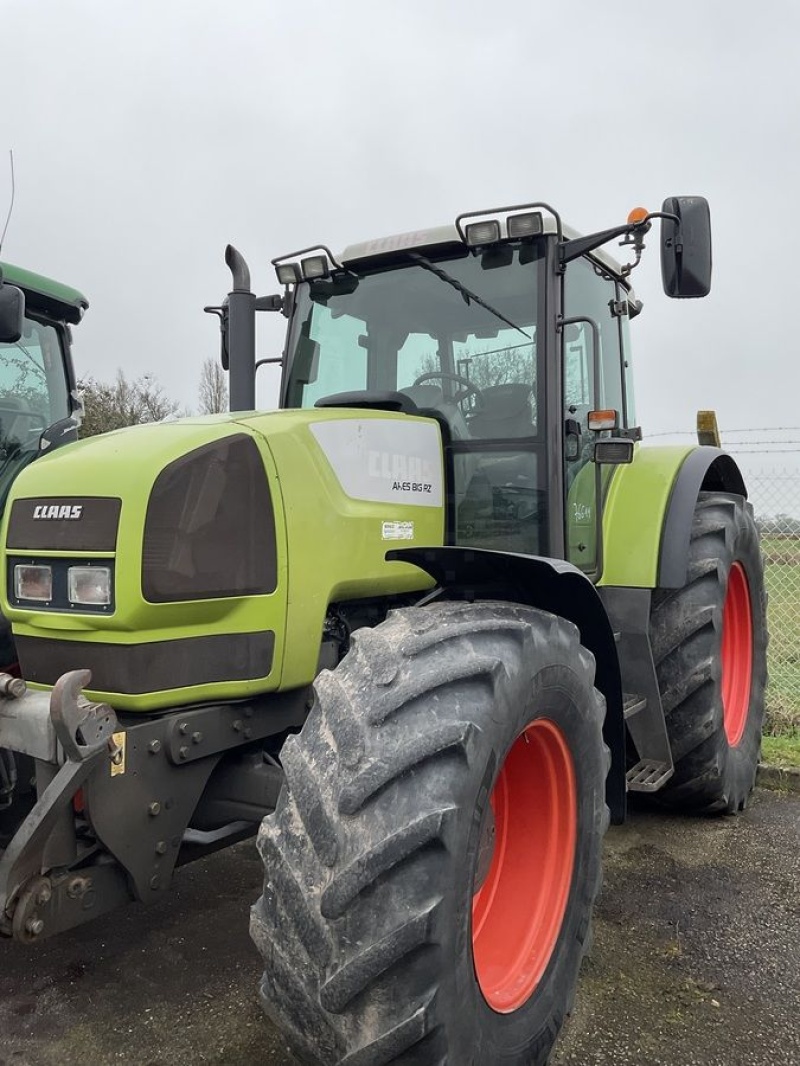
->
(0, 409, 443, 711)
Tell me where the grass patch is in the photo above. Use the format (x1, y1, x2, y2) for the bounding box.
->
(761, 733, 800, 769)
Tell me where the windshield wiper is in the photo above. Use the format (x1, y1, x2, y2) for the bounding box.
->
(408, 253, 530, 340)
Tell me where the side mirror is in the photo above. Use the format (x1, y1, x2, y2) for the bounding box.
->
(0, 282, 25, 343)
(660, 196, 712, 298)
(204, 298, 230, 369)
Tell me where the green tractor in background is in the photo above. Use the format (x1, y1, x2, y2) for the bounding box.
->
(0, 199, 766, 1066)
(0, 263, 87, 667)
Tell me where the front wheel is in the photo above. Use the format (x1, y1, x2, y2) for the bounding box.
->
(251, 601, 608, 1065)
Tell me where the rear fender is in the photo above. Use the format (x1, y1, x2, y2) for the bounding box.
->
(388, 545, 626, 824)
(601, 445, 746, 589)
(658, 448, 746, 587)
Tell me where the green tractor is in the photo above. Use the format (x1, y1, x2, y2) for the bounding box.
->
(0, 200, 766, 1066)
(0, 263, 87, 668)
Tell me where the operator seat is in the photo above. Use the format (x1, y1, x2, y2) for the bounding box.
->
(399, 383, 471, 443)
(467, 383, 534, 439)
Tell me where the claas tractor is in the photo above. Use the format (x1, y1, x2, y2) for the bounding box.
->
(0, 263, 86, 668)
(0, 199, 767, 1066)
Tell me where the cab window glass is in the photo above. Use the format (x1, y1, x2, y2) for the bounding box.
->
(396, 333, 440, 389)
(288, 305, 367, 406)
(451, 327, 537, 437)
(0, 317, 70, 452)
(286, 245, 542, 443)
(564, 323, 593, 409)
(564, 257, 623, 419)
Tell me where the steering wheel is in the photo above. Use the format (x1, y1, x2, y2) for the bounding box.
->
(412, 371, 486, 409)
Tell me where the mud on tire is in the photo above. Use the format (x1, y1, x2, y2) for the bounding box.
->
(649, 492, 768, 814)
(251, 600, 608, 1066)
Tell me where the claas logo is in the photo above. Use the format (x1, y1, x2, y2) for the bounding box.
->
(32, 504, 84, 520)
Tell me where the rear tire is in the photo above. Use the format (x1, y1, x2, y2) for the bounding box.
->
(649, 492, 768, 813)
(251, 600, 608, 1065)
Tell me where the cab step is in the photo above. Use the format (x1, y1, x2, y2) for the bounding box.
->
(623, 693, 647, 720)
(626, 759, 674, 792)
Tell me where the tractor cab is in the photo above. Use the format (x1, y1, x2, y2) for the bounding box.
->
(267, 201, 708, 578)
(211, 198, 710, 584)
(281, 236, 546, 558)
(0, 263, 86, 513)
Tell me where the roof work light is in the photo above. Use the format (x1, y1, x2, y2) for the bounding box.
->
(272, 246, 343, 286)
(455, 203, 556, 248)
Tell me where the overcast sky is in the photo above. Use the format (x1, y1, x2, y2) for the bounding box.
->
(2, 0, 798, 461)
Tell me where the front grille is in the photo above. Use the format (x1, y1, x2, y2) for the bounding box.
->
(15, 631, 275, 693)
(142, 434, 277, 603)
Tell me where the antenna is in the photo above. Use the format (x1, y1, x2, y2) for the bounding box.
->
(0, 150, 15, 257)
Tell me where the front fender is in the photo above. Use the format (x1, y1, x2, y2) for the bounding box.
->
(387, 545, 626, 824)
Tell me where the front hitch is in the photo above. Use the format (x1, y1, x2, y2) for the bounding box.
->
(49, 670, 119, 765)
(0, 669, 119, 940)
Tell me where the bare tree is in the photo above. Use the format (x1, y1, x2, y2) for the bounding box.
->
(198, 357, 228, 415)
(78, 370, 179, 438)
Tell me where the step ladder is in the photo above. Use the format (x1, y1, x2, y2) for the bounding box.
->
(623, 693, 674, 793)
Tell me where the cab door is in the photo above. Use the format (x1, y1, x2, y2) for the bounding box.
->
(562, 256, 626, 577)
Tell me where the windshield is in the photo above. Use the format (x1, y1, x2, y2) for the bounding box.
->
(284, 242, 544, 442)
(0, 314, 70, 456)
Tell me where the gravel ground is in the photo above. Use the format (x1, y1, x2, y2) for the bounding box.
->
(552, 787, 800, 1066)
(1, 787, 798, 1066)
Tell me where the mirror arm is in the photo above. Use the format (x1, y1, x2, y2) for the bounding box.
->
(560, 210, 681, 277)
(628, 212, 680, 266)
(254, 295, 285, 313)
(560, 222, 640, 266)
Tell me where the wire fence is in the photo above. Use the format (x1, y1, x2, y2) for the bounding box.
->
(751, 470, 800, 735)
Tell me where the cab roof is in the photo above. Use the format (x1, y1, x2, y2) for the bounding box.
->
(339, 215, 630, 284)
(0, 260, 89, 324)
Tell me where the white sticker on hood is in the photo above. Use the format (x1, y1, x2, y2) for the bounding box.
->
(310, 419, 443, 508)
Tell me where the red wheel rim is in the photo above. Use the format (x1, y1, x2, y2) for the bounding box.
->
(472, 719, 577, 1013)
(721, 562, 753, 747)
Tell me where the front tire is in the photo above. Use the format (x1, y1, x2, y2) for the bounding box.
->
(251, 601, 608, 1065)
(649, 492, 768, 813)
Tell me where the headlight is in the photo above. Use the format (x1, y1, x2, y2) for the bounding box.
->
(68, 566, 112, 606)
(14, 564, 53, 602)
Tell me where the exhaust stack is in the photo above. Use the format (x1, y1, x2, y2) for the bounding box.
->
(224, 244, 256, 413)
